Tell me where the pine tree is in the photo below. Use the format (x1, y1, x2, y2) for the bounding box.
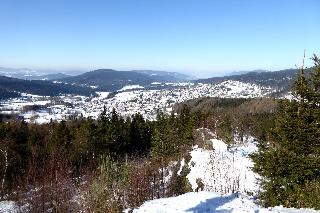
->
(252, 55, 320, 209)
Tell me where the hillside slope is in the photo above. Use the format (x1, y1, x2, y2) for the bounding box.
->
(133, 130, 319, 212)
(59, 69, 193, 91)
(195, 68, 313, 93)
(0, 75, 93, 99)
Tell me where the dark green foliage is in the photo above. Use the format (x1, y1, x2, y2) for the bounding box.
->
(0, 88, 20, 100)
(0, 105, 196, 199)
(252, 55, 320, 209)
(168, 163, 192, 196)
(0, 114, 19, 122)
(216, 113, 233, 144)
(174, 97, 277, 143)
(88, 154, 128, 212)
(0, 121, 29, 191)
(0, 75, 94, 97)
(128, 113, 151, 155)
(151, 106, 194, 158)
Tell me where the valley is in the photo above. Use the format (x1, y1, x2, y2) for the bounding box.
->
(1, 79, 276, 123)
(1, 1, 319, 212)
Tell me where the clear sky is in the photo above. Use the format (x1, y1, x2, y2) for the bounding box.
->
(0, 0, 319, 77)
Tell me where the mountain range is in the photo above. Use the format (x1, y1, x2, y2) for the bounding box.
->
(58, 69, 194, 91)
(0, 66, 307, 100)
(0, 75, 93, 100)
(195, 68, 307, 91)
(0, 67, 79, 80)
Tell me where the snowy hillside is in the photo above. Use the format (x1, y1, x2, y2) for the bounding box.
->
(61, 80, 273, 121)
(0, 80, 276, 123)
(133, 130, 319, 213)
(187, 136, 260, 194)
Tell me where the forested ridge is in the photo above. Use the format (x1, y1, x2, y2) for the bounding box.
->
(195, 67, 313, 93)
(0, 75, 94, 99)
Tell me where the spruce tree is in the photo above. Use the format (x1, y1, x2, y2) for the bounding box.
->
(252, 55, 320, 208)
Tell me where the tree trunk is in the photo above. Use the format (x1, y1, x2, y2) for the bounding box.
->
(0, 148, 8, 199)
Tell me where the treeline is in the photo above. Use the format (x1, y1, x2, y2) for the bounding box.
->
(0, 75, 94, 97)
(174, 97, 277, 144)
(0, 88, 20, 100)
(0, 107, 195, 211)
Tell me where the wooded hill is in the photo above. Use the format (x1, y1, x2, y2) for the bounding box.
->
(57, 69, 193, 91)
(195, 68, 313, 94)
(0, 75, 94, 100)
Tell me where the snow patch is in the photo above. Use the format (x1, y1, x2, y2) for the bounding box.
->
(187, 136, 260, 194)
(133, 191, 320, 213)
(118, 85, 144, 91)
(151, 82, 162, 85)
(95, 91, 110, 99)
(211, 139, 228, 152)
(0, 201, 19, 213)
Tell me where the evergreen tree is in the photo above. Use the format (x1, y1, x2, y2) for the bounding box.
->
(128, 113, 151, 155)
(252, 55, 320, 209)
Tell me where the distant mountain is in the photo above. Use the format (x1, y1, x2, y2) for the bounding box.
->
(26, 73, 71, 80)
(0, 67, 81, 80)
(0, 75, 94, 100)
(226, 69, 268, 76)
(133, 70, 197, 81)
(195, 68, 309, 93)
(59, 69, 194, 91)
(0, 67, 45, 79)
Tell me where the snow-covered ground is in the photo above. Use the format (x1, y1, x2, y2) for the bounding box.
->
(133, 132, 319, 213)
(76, 80, 274, 121)
(0, 80, 276, 123)
(187, 136, 260, 194)
(0, 201, 22, 213)
(133, 192, 319, 213)
(118, 84, 144, 91)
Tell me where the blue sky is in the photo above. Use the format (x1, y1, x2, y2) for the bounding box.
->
(0, 0, 319, 77)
